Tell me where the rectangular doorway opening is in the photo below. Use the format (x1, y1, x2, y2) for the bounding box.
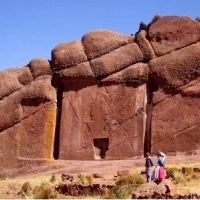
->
(93, 138, 109, 160)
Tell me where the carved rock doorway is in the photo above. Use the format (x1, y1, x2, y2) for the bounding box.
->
(93, 138, 109, 159)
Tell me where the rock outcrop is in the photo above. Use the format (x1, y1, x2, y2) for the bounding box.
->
(131, 179, 200, 199)
(0, 15, 200, 168)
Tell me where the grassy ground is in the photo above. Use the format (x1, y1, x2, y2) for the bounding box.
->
(0, 174, 61, 198)
(1, 161, 200, 198)
(167, 162, 200, 194)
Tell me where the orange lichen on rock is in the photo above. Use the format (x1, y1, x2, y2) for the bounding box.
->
(43, 103, 56, 160)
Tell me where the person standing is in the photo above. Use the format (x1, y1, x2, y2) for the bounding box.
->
(152, 151, 166, 181)
(145, 152, 153, 182)
(158, 151, 166, 180)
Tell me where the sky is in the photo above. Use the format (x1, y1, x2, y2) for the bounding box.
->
(0, 0, 200, 71)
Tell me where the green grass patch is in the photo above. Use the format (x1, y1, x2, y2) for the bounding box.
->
(105, 173, 145, 199)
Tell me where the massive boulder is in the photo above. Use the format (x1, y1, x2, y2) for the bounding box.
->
(82, 29, 134, 59)
(149, 43, 200, 88)
(148, 16, 200, 56)
(28, 58, 52, 78)
(135, 30, 155, 61)
(132, 179, 177, 199)
(51, 41, 88, 71)
(149, 42, 200, 155)
(0, 67, 33, 100)
(101, 63, 149, 83)
(56, 62, 95, 78)
(0, 74, 56, 167)
(0, 15, 200, 169)
(90, 43, 144, 78)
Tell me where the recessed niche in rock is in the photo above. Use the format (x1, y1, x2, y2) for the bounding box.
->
(93, 138, 109, 159)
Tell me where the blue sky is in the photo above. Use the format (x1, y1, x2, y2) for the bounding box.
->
(1, 0, 199, 71)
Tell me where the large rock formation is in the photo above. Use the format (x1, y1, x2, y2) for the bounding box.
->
(0, 15, 200, 169)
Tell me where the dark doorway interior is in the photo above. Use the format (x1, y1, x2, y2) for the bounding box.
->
(93, 138, 109, 159)
(144, 79, 158, 156)
(53, 84, 64, 160)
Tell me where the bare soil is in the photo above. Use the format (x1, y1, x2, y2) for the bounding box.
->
(3, 154, 200, 178)
(1, 154, 200, 198)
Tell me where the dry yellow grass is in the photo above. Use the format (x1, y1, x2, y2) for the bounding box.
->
(166, 162, 200, 194)
(167, 162, 200, 168)
(0, 174, 62, 198)
(1, 159, 200, 198)
(1, 173, 200, 199)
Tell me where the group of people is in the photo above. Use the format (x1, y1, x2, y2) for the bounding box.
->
(145, 151, 166, 182)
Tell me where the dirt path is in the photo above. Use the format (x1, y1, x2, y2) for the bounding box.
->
(6, 154, 199, 178)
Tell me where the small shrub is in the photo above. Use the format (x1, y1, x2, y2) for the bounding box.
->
(115, 173, 145, 188)
(33, 182, 58, 199)
(195, 17, 200, 22)
(173, 170, 186, 184)
(103, 191, 116, 199)
(151, 14, 161, 23)
(191, 172, 199, 179)
(183, 167, 193, 175)
(183, 168, 199, 181)
(166, 167, 180, 179)
(19, 181, 32, 197)
(166, 167, 199, 185)
(86, 174, 93, 185)
(112, 173, 145, 199)
(115, 184, 133, 199)
(49, 174, 56, 183)
(21, 181, 32, 193)
(78, 174, 93, 185)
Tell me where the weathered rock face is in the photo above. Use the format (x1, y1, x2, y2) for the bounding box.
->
(90, 43, 144, 78)
(151, 90, 200, 154)
(0, 63, 56, 168)
(51, 41, 88, 71)
(132, 179, 177, 199)
(0, 67, 33, 100)
(149, 43, 200, 88)
(149, 42, 200, 155)
(81, 29, 134, 59)
(58, 80, 146, 160)
(148, 16, 200, 56)
(28, 58, 52, 78)
(0, 15, 200, 169)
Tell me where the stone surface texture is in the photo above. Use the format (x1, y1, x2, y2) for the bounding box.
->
(132, 179, 177, 199)
(51, 41, 88, 70)
(28, 58, 52, 78)
(0, 15, 200, 168)
(135, 30, 155, 61)
(90, 43, 143, 78)
(101, 63, 149, 83)
(148, 16, 200, 56)
(59, 80, 146, 160)
(149, 43, 200, 88)
(82, 29, 134, 59)
(0, 67, 33, 100)
(57, 62, 94, 78)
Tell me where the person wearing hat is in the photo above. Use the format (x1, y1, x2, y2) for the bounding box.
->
(152, 151, 166, 181)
